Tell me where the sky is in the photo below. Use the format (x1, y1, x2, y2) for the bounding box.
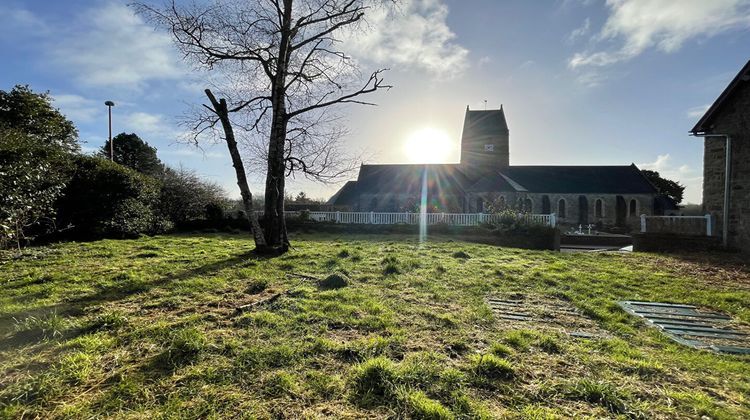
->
(2, 0, 749, 204)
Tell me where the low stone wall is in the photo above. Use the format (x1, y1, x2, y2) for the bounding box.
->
(644, 217, 709, 236)
(290, 222, 561, 251)
(562, 234, 632, 247)
(632, 233, 722, 253)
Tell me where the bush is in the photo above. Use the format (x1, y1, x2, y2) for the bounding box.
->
(0, 129, 72, 249)
(157, 167, 229, 228)
(56, 156, 170, 239)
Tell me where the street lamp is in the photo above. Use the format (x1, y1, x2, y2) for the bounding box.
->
(105, 101, 115, 161)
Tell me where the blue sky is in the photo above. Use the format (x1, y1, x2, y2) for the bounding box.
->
(2, 0, 749, 204)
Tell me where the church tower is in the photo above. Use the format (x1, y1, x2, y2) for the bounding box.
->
(459, 106, 509, 172)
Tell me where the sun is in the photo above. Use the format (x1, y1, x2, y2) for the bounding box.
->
(403, 127, 454, 163)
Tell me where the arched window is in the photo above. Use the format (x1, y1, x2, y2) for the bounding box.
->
(498, 196, 506, 209)
(558, 199, 566, 219)
(542, 195, 551, 214)
(595, 199, 603, 218)
(369, 197, 378, 211)
(524, 198, 533, 213)
(629, 199, 637, 217)
(476, 197, 484, 213)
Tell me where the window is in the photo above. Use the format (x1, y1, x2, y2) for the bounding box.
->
(542, 195, 551, 214)
(595, 199, 603, 218)
(476, 197, 484, 213)
(369, 197, 378, 211)
(524, 198, 533, 213)
(558, 199, 566, 219)
(629, 199, 637, 217)
(497, 196, 506, 209)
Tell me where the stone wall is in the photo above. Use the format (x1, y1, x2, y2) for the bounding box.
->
(468, 192, 655, 230)
(702, 79, 750, 251)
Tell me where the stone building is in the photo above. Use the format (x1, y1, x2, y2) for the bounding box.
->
(328, 106, 661, 229)
(690, 59, 750, 251)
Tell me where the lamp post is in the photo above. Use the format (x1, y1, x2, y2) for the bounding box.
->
(105, 101, 115, 161)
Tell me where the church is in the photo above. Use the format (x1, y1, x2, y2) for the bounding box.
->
(327, 107, 665, 228)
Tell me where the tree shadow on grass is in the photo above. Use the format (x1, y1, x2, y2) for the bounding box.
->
(0, 249, 271, 347)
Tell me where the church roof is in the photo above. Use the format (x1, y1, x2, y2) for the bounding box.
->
(468, 164, 658, 194)
(327, 164, 470, 206)
(328, 163, 657, 206)
(690, 59, 750, 134)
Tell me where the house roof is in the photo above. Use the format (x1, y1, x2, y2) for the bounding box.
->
(690, 59, 750, 134)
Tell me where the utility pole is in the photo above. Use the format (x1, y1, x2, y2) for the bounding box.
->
(105, 101, 115, 161)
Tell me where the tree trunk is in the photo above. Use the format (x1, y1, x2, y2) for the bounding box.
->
(262, 0, 294, 254)
(204, 89, 269, 252)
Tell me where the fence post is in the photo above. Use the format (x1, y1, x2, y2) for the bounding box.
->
(370, 211, 374, 224)
(705, 213, 712, 236)
(550, 213, 556, 228)
(336, 211, 340, 223)
(640, 214, 646, 233)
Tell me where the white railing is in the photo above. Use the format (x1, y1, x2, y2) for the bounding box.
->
(256, 211, 556, 227)
(640, 214, 713, 236)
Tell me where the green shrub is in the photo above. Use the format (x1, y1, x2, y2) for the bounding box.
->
(157, 166, 228, 227)
(57, 156, 170, 238)
(0, 129, 71, 249)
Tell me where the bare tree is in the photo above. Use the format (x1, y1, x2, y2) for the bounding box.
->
(136, 0, 391, 254)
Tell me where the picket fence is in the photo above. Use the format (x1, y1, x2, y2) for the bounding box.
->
(256, 211, 557, 227)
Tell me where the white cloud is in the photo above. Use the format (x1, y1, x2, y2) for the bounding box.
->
(0, 5, 49, 35)
(121, 111, 177, 139)
(569, 0, 750, 69)
(343, 0, 469, 79)
(567, 18, 591, 44)
(49, 2, 183, 89)
(686, 104, 710, 119)
(52, 94, 101, 123)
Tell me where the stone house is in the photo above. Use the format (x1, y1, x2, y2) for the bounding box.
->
(328, 106, 662, 229)
(690, 59, 750, 250)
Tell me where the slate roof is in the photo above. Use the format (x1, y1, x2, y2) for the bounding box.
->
(328, 163, 657, 206)
(476, 164, 659, 194)
(691, 59, 750, 134)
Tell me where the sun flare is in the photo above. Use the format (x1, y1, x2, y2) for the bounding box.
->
(403, 127, 454, 163)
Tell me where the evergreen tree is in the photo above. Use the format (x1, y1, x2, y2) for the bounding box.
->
(99, 132, 163, 176)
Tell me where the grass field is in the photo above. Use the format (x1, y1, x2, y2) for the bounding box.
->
(1, 232, 749, 419)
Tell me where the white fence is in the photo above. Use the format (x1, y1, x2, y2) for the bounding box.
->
(640, 214, 713, 236)
(256, 211, 557, 227)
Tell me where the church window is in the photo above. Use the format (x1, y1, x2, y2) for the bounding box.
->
(524, 198, 533, 213)
(476, 197, 484, 213)
(595, 199, 603, 218)
(484, 144, 494, 152)
(629, 199, 637, 217)
(558, 199, 566, 219)
(542, 195, 551, 214)
(369, 197, 378, 211)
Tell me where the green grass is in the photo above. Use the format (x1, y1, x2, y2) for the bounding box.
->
(1, 232, 749, 418)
